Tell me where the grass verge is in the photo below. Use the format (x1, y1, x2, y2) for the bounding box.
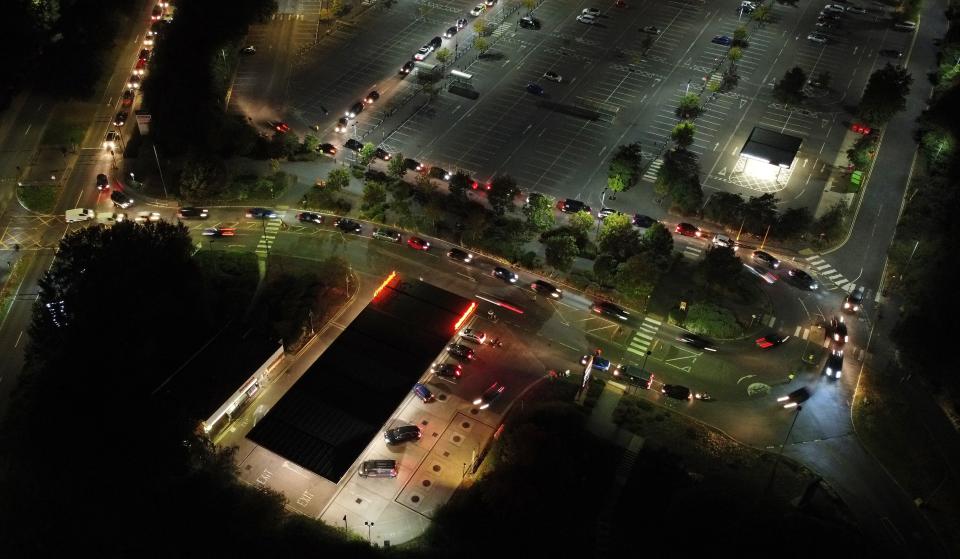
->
(16, 183, 60, 214)
(0, 253, 35, 323)
(41, 107, 88, 146)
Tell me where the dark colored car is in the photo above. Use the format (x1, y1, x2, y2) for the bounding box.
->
(113, 111, 128, 127)
(364, 90, 380, 104)
(787, 268, 818, 290)
(493, 266, 519, 283)
(413, 383, 435, 402)
(879, 48, 903, 58)
(375, 147, 392, 160)
(526, 83, 545, 95)
(824, 350, 844, 379)
(384, 425, 422, 444)
(429, 166, 451, 181)
(448, 343, 476, 361)
(404, 158, 424, 172)
(202, 227, 236, 237)
(346, 101, 364, 118)
(473, 381, 505, 409)
(843, 286, 865, 313)
(827, 316, 848, 349)
(400, 60, 415, 74)
(752, 250, 780, 269)
(592, 301, 629, 321)
(139, 48, 152, 62)
(557, 198, 591, 214)
(457, 17, 468, 28)
(447, 248, 473, 263)
(246, 207, 277, 219)
(429, 36, 442, 49)
(407, 236, 430, 250)
(335, 117, 349, 133)
(297, 212, 324, 224)
(344, 138, 363, 151)
(110, 190, 134, 209)
(519, 16, 541, 29)
(269, 121, 290, 134)
(613, 365, 651, 388)
(96, 173, 109, 191)
(778, 387, 810, 408)
(661, 384, 692, 400)
(334, 218, 362, 233)
(580, 354, 612, 371)
(121, 90, 135, 107)
(177, 207, 209, 219)
(432, 362, 462, 379)
(675, 222, 702, 237)
(444, 26, 458, 38)
(755, 332, 790, 349)
(711, 35, 733, 45)
(319, 143, 337, 156)
(531, 279, 562, 298)
(633, 214, 656, 228)
(676, 332, 718, 352)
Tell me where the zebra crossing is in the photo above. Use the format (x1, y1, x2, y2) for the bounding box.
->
(626, 316, 662, 357)
(641, 157, 663, 183)
(255, 218, 283, 257)
(681, 244, 702, 260)
(804, 255, 856, 292)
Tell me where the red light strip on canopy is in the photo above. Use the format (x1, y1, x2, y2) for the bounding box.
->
(454, 302, 477, 331)
(373, 271, 398, 300)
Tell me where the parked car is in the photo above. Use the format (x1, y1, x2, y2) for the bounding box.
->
(459, 328, 487, 344)
(373, 227, 401, 243)
(633, 214, 656, 228)
(520, 16, 541, 29)
(432, 362, 462, 379)
(413, 383, 435, 402)
(428, 166, 451, 180)
(334, 218, 362, 233)
(384, 425, 421, 445)
(557, 198, 591, 214)
(807, 32, 828, 44)
(711, 35, 733, 46)
(358, 459, 397, 478)
(543, 71, 562, 82)
(576, 13, 597, 24)
(526, 83, 545, 96)
(448, 343, 476, 361)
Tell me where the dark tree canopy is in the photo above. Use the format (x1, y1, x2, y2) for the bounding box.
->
(858, 63, 912, 125)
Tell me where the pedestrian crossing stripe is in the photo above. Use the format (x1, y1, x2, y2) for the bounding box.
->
(626, 317, 661, 356)
(641, 158, 663, 182)
(804, 255, 854, 291)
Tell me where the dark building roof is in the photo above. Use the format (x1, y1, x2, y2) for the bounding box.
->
(157, 323, 282, 423)
(247, 276, 473, 481)
(741, 127, 803, 167)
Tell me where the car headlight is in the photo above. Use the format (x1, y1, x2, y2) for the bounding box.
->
(473, 398, 482, 405)
(480, 403, 490, 410)
(551, 292, 560, 298)
(811, 283, 818, 289)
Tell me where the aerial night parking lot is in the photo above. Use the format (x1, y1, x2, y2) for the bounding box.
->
(2, 0, 960, 556)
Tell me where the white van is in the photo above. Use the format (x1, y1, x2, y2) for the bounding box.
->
(65, 208, 95, 223)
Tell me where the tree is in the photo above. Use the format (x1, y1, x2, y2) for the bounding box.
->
(474, 36, 490, 55)
(179, 156, 224, 200)
(358, 143, 377, 166)
(449, 170, 471, 204)
(728, 46, 743, 71)
(360, 181, 387, 221)
(642, 222, 674, 270)
(609, 142, 642, 189)
(325, 167, 351, 193)
(699, 246, 742, 293)
(302, 134, 321, 154)
(812, 202, 847, 243)
(773, 66, 807, 105)
(733, 25, 748, 46)
(593, 253, 620, 286)
(523, 193, 556, 232)
(676, 93, 702, 119)
(544, 234, 579, 271)
(742, 193, 779, 234)
(752, 4, 772, 23)
(608, 174, 626, 194)
(487, 174, 519, 216)
(858, 63, 912, 125)
(703, 191, 744, 226)
(671, 121, 696, 149)
(846, 134, 878, 170)
(616, 255, 660, 303)
(473, 20, 487, 35)
(671, 174, 704, 215)
(435, 47, 451, 64)
(522, 0, 537, 12)
(772, 207, 813, 240)
(330, 0, 345, 16)
(656, 148, 699, 203)
(598, 213, 640, 261)
(568, 210, 595, 236)
(388, 153, 407, 179)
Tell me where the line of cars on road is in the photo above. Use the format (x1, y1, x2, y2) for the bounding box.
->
(807, 3, 915, 45)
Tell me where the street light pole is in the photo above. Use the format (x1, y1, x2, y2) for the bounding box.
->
(763, 404, 802, 498)
(364, 521, 374, 543)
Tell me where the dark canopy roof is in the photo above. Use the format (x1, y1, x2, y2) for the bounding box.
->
(741, 127, 802, 167)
